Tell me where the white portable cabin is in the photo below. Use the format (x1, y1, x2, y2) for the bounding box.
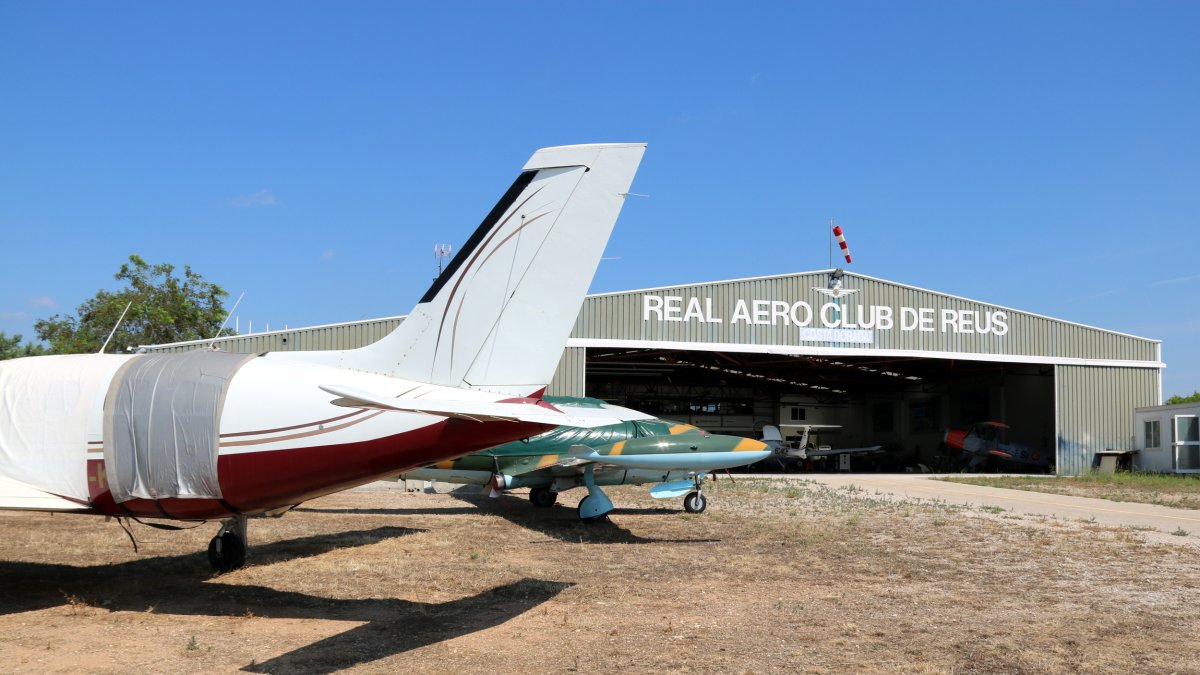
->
(1133, 402, 1200, 473)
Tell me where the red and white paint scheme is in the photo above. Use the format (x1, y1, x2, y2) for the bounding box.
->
(0, 143, 646, 570)
(832, 224, 852, 264)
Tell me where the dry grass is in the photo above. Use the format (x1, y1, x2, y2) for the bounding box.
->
(0, 478, 1197, 673)
(940, 471, 1200, 510)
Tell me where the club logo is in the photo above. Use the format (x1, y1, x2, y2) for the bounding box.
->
(813, 279, 859, 299)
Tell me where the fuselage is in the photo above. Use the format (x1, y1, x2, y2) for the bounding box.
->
(403, 401, 770, 490)
(944, 427, 1051, 468)
(5, 352, 551, 520)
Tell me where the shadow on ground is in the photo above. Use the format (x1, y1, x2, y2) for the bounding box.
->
(0, 526, 572, 673)
(444, 489, 721, 545)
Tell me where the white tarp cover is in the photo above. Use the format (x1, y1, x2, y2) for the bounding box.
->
(0, 354, 131, 502)
(104, 351, 254, 503)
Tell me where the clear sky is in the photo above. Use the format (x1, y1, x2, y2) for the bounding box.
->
(1, 2, 1197, 396)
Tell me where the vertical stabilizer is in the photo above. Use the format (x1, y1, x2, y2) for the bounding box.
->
(309, 143, 645, 394)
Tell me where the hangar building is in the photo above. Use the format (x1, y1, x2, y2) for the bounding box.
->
(146, 270, 1163, 475)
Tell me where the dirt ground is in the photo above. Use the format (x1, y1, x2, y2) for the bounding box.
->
(0, 478, 1197, 674)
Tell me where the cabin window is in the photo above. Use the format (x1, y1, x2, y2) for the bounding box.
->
(1144, 420, 1160, 449)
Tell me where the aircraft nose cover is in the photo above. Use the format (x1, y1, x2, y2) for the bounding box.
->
(103, 351, 255, 503)
(944, 429, 967, 449)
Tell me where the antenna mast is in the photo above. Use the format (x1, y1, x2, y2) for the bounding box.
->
(433, 243, 453, 282)
(208, 291, 246, 350)
(828, 217, 835, 269)
(98, 301, 133, 354)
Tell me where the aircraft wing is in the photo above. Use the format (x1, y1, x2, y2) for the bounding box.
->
(804, 445, 886, 458)
(319, 385, 613, 428)
(498, 446, 597, 478)
(0, 476, 91, 511)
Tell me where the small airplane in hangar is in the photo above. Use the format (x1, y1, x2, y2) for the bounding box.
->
(400, 396, 770, 520)
(0, 142, 646, 571)
(943, 421, 1054, 472)
(759, 424, 886, 472)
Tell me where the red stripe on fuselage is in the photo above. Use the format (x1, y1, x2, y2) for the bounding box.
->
(86, 419, 553, 519)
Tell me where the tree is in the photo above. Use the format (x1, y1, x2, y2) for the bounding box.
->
(35, 254, 232, 354)
(1167, 391, 1200, 405)
(0, 332, 48, 360)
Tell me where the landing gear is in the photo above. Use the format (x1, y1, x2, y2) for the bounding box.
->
(577, 496, 609, 523)
(682, 473, 708, 513)
(529, 486, 558, 508)
(576, 466, 614, 522)
(207, 515, 248, 573)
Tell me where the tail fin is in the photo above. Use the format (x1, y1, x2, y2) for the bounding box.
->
(321, 143, 645, 394)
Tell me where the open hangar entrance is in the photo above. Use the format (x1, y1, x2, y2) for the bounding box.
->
(552, 270, 1163, 475)
(579, 347, 1055, 473)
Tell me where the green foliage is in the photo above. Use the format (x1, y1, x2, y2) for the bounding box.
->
(0, 332, 49, 361)
(34, 254, 232, 354)
(1166, 391, 1200, 405)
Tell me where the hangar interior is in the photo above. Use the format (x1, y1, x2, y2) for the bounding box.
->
(581, 348, 1054, 472)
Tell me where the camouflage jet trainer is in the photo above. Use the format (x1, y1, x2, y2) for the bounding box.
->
(401, 397, 770, 521)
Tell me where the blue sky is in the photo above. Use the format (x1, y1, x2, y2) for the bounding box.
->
(1, 2, 1197, 396)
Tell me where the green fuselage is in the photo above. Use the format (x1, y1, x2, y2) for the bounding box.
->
(402, 397, 769, 492)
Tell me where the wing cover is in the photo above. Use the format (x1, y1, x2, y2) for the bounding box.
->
(0, 354, 128, 503)
(104, 351, 255, 503)
(0, 475, 90, 511)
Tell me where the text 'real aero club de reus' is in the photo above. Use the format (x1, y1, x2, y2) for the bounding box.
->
(148, 269, 1166, 476)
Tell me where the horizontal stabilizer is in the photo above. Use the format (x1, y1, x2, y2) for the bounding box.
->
(318, 384, 612, 428)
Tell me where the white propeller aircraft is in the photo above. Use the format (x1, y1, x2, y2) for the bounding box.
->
(0, 142, 646, 571)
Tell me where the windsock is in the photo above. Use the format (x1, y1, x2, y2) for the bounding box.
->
(832, 225, 852, 264)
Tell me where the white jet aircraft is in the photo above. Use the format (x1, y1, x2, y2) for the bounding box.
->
(0, 143, 645, 571)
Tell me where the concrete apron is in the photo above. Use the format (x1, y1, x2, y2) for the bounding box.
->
(764, 473, 1200, 545)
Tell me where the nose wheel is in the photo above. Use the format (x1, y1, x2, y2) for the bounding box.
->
(208, 515, 248, 573)
(683, 491, 707, 513)
(682, 474, 708, 513)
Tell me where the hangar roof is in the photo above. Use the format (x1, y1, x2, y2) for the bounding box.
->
(568, 270, 1161, 368)
(145, 270, 1161, 369)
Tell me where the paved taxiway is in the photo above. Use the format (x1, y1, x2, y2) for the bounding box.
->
(783, 473, 1200, 537)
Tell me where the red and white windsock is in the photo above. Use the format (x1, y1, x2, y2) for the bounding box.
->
(832, 224, 852, 264)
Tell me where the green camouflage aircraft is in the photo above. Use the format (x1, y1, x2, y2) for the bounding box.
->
(401, 397, 769, 521)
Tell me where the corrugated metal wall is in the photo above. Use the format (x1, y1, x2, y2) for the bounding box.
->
(147, 272, 1160, 366)
(144, 317, 405, 354)
(1055, 365, 1160, 475)
(575, 272, 1159, 363)
(546, 348, 586, 397)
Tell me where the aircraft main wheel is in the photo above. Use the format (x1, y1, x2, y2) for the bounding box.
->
(529, 487, 557, 508)
(683, 491, 707, 514)
(207, 531, 247, 573)
(576, 496, 609, 523)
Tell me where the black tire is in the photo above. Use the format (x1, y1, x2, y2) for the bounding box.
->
(207, 531, 247, 573)
(683, 491, 707, 514)
(529, 487, 558, 508)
